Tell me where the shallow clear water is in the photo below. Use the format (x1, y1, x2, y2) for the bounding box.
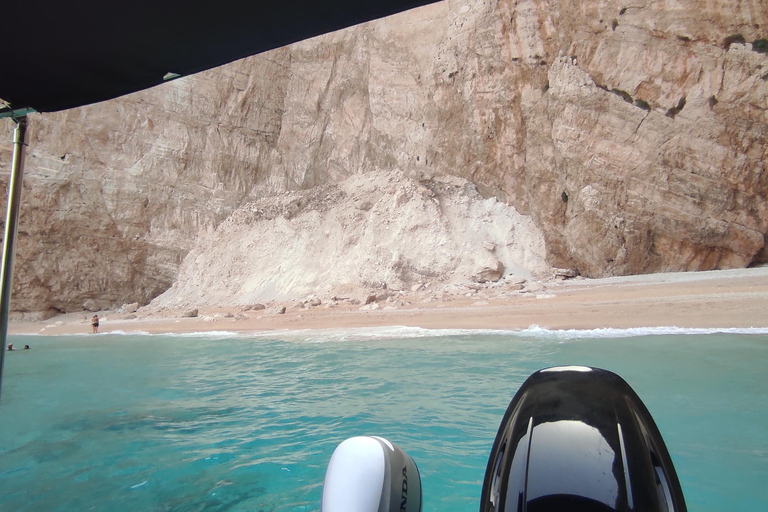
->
(0, 327, 766, 511)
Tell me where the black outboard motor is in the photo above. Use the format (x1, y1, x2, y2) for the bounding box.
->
(479, 366, 687, 512)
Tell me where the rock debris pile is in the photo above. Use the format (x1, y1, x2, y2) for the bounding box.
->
(150, 171, 551, 308)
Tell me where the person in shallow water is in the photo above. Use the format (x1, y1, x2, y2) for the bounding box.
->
(6, 344, 13, 351)
(23, 345, 30, 350)
(91, 315, 99, 333)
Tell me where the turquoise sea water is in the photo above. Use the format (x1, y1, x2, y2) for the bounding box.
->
(0, 327, 766, 511)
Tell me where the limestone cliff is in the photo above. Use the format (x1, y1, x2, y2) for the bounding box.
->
(1, 0, 766, 315)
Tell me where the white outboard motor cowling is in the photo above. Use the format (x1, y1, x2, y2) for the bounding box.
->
(321, 436, 422, 512)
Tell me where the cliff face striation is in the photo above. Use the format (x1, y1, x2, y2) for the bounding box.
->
(1, 0, 767, 315)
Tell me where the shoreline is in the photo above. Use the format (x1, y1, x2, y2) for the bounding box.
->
(9, 267, 768, 336)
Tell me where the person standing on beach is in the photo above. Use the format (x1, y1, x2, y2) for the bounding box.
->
(91, 315, 99, 333)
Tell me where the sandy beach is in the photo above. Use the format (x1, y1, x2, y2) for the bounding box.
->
(8, 267, 768, 336)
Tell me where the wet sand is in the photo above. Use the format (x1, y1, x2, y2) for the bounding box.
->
(9, 268, 768, 336)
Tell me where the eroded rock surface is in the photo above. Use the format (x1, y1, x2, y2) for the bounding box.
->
(1, 0, 766, 313)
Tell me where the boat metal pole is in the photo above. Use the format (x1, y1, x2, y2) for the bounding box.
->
(0, 115, 29, 400)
